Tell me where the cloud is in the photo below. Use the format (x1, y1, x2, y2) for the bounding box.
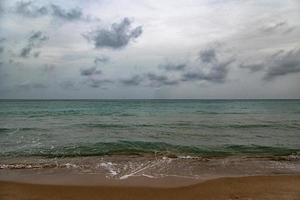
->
(120, 75, 143, 86)
(0, 38, 6, 54)
(182, 47, 234, 83)
(263, 49, 300, 81)
(0, 3, 4, 14)
(14, 1, 86, 21)
(50, 4, 82, 21)
(199, 48, 217, 63)
(29, 31, 48, 41)
(239, 49, 300, 81)
(20, 31, 48, 58)
(83, 17, 143, 49)
(94, 55, 109, 64)
(80, 66, 101, 76)
(15, 1, 48, 18)
(120, 46, 235, 87)
(240, 63, 264, 73)
(43, 64, 56, 73)
(120, 73, 179, 87)
(20, 47, 31, 58)
(86, 78, 113, 88)
(146, 73, 179, 87)
(160, 63, 186, 71)
(261, 21, 286, 32)
(59, 80, 77, 90)
(260, 20, 294, 34)
(18, 82, 48, 90)
(33, 51, 40, 58)
(182, 61, 232, 83)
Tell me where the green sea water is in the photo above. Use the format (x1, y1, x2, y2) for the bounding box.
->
(0, 99, 300, 158)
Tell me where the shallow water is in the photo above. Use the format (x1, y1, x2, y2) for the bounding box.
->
(1, 155, 300, 181)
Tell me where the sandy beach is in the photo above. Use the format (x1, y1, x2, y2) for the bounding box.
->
(1, 155, 300, 199)
(1, 175, 300, 200)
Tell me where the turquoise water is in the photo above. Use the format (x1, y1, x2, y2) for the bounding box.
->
(0, 99, 300, 157)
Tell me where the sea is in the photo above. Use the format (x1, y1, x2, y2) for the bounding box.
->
(1, 99, 300, 180)
(1, 99, 300, 158)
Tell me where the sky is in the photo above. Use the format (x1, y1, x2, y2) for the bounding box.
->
(0, 0, 300, 99)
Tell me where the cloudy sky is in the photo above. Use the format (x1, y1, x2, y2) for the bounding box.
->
(0, 0, 300, 99)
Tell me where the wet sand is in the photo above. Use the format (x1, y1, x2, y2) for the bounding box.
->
(1, 175, 300, 200)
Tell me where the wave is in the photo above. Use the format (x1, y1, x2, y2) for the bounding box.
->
(75, 123, 161, 129)
(76, 123, 130, 128)
(0, 128, 11, 133)
(1, 141, 299, 158)
(0, 127, 47, 134)
(72, 122, 300, 130)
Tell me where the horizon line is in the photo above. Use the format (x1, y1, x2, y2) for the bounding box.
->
(0, 98, 300, 101)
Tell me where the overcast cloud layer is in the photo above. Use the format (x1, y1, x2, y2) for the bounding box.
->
(0, 0, 300, 99)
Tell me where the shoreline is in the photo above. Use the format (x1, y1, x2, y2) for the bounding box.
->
(1, 155, 300, 183)
(1, 175, 300, 200)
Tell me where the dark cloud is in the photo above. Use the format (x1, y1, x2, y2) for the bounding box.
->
(160, 63, 186, 71)
(83, 17, 143, 49)
(240, 63, 264, 73)
(182, 47, 234, 83)
(0, 3, 4, 15)
(259, 20, 295, 35)
(283, 27, 295, 34)
(263, 49, 300, 81)
(20, 31, 48, 58)
(43, 64, 56, 72)
(120, 47, 234, 87)
(59, 80, 77, 90)
(80, 66, 101, 76)
(261, 21, 286, 32)
(29, 31, 48, 42)
(86, 79, 113, 88)
(146, 73, 179, 87)
(14, 1, 85, 21)
(94, 55, 109, 64)
(121, 73, 179, 87)
(33, 51, 40, 58)
(15, 1, 48, 18)
(32, 83, 47, 89)
(239, 49, 300, 81)
(18, 82, 48, 90)
(20, 47, 31, 58)
(0, 38, 6, 54)
(50, 4, 82, 21)
(182, 62, 231, 83)
(120, 75, 143, 86)
(0, 46, 4, 54)
(199, 48, 217, 63)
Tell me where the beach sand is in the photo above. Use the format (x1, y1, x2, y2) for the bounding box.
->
(1, 175, 300, 200)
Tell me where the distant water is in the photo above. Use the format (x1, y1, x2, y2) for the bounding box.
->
(0, 99, 300, 158)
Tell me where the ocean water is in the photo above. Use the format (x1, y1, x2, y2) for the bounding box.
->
(0, 99, 300, 158)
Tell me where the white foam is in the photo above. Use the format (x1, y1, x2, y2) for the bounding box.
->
(64, 163, 78, 169)
(141, 174, 156, 178)
(119, 158, 173, 180)
(99, 162, 119, 176)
